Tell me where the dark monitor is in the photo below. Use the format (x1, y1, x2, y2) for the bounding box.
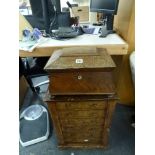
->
(90, 0, 119, 14)
(25, 0, 61, 33)
(90, 0, 119, 37)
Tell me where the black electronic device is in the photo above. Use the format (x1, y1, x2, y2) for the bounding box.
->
(50, 27, 78, 39)
(90, 0, 119, 14)
(90, 0, 119, 37)
(57, 12, 71, 27)
(25, 0, 61, 34)
(25, 0, 73, 35)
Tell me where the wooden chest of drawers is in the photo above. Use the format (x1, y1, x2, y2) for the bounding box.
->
(45, 47, 117, 149)
(46, 95, 116, 148)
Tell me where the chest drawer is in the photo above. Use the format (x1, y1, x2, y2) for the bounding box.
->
(56, 101, 107, 110)
(58, 110, 105, 119)
(63, 131, 102, 143)
(64, 135, 101, 144)
(60, 118, 105, 128)
(49, 71, 115, 95)
(61, 124, 103, 133)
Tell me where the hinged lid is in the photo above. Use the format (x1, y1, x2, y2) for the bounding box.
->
(44, 47, 116, 72)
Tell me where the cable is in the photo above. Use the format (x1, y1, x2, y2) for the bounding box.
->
(48, 2, 57, 35)
(49, 10, 56, 34)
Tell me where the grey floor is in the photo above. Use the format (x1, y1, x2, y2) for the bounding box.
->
(19, 77, 135, 155)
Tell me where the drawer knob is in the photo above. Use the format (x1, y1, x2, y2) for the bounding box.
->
(107, 128, 110, 132)
(78, 75, 82, 80)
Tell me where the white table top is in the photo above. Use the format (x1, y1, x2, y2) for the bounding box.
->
(38, 33, 127, 48)
(19, 33, 128, 57)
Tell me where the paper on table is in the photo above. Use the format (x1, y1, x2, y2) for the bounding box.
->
(19, 37, 49, 52)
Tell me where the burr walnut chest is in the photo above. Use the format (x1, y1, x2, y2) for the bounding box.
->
(44, 47, 117, 149)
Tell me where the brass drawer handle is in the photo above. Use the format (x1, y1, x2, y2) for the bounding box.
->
(84, 139, 89, 142)
(77, 75, 82, 80)
(77, 9, 82, 12)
